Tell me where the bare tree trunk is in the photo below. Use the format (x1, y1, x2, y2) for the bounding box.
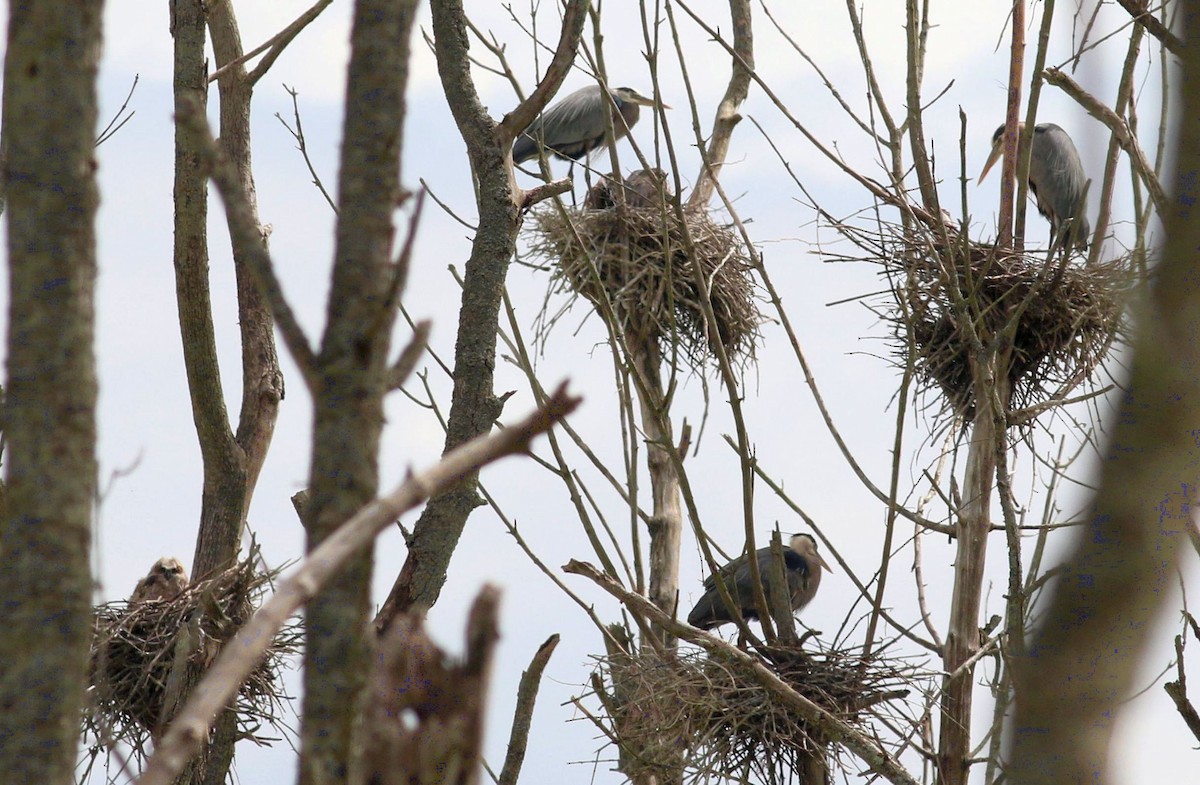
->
(629, 337, 682, 648)
(166, 0, 285, 779)
(938, 352, 1006, 785)
(298, 2, 419, 783)
(0, 1, 103, 782)
(207, 1, 285, 530)
(375, 0, 587, 625)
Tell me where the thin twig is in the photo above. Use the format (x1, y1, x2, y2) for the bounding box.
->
(387, 320, 431, 391)
(276, 85, 338, 213)
(96, 75, 139, 146)
(1112, 0, 1183, 54)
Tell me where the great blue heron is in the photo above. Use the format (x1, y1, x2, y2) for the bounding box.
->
(978, 122, 1091, 252)
(687, 533, 831, 631)
(512, 85, 665, 169)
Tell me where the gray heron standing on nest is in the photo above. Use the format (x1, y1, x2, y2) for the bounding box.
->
(978, 122, 1091, 253)
(688, 533, 831, 631)
(512, 85, 666, 174)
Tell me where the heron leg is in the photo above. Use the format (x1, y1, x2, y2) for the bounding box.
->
(564, 160, 579, 206)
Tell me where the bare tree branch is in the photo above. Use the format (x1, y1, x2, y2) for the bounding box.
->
(1044, 66, 1167, 218)
(497, 0, 589, 147)
(685, 0, 752, 207)
(375, 0, 591, 625)
(498, 634, 560, 785)
(204, 0, 334, 86)
(176, 98, 319, 389)
(0, 2, 102, 782)
(1112, 0, 1183, 54)
(1164, 620, 1200, 743)
(364, 588, 500, 785)
(387, 320, 432, 392)
(295, 0, 421, 781)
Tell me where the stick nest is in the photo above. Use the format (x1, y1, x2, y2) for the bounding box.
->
(596, 641, 913, 784)
(83, 556, 300, 761)
(884, 235, 1128, 422)
(526, 179, 760, 372)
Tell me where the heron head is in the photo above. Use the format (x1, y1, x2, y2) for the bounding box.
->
(788, 533, 832, 573)
(978, 121, 1027, 183)
(612, 86, 669, 110)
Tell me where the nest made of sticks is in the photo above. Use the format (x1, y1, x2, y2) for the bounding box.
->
(596, 641, 913, 784)
(885, 234, 1128, 423)
(83, 556, 301, 761)
(527, 174, 760, 373)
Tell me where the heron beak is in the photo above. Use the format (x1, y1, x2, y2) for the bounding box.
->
(817, 554, 833, 574)
(978, 142, 1003, 184)
(633, 94, 667, 109)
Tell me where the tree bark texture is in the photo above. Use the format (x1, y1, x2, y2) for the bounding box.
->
(176, 0, 284, 587)
(937, 350, 1005, 785)
(0, 1, 103, 783)
(298, 2, 418, 784)
(168, 0, 284, 780)
(208, 0, 284, 546)
(1007, 4, 1200, 780)
(630, 337, 682, 647)
(376, 0, 522, 619)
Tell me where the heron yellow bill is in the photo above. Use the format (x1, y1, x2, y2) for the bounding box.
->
(978, 137, 1005, 183)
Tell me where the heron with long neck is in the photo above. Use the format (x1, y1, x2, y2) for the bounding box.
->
(978, 122, 1091, 253)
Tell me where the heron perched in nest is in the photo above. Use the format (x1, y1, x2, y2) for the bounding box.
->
(978, 122, 1091, 253)
(513, 85, 667, 169)
(688, 534, 831, 631)
(129, 557, 189, 603)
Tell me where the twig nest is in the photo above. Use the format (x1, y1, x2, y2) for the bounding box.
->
(888, 238, 1127, 423)
(594, 642, 913, 784)
(528, 169, 760, 372)
(83, 556, 300, 761)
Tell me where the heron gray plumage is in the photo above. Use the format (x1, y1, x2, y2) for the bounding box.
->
(687, 533, 831, 631)
(978, 122, 1091, 252)
(512, 85, 665, 166)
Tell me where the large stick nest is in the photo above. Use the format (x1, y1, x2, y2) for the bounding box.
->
(596, 641, 913, 784)
(526, 172, 761, 373)
(82, 556, 300, 763)
(881, 232, 1128, 423)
